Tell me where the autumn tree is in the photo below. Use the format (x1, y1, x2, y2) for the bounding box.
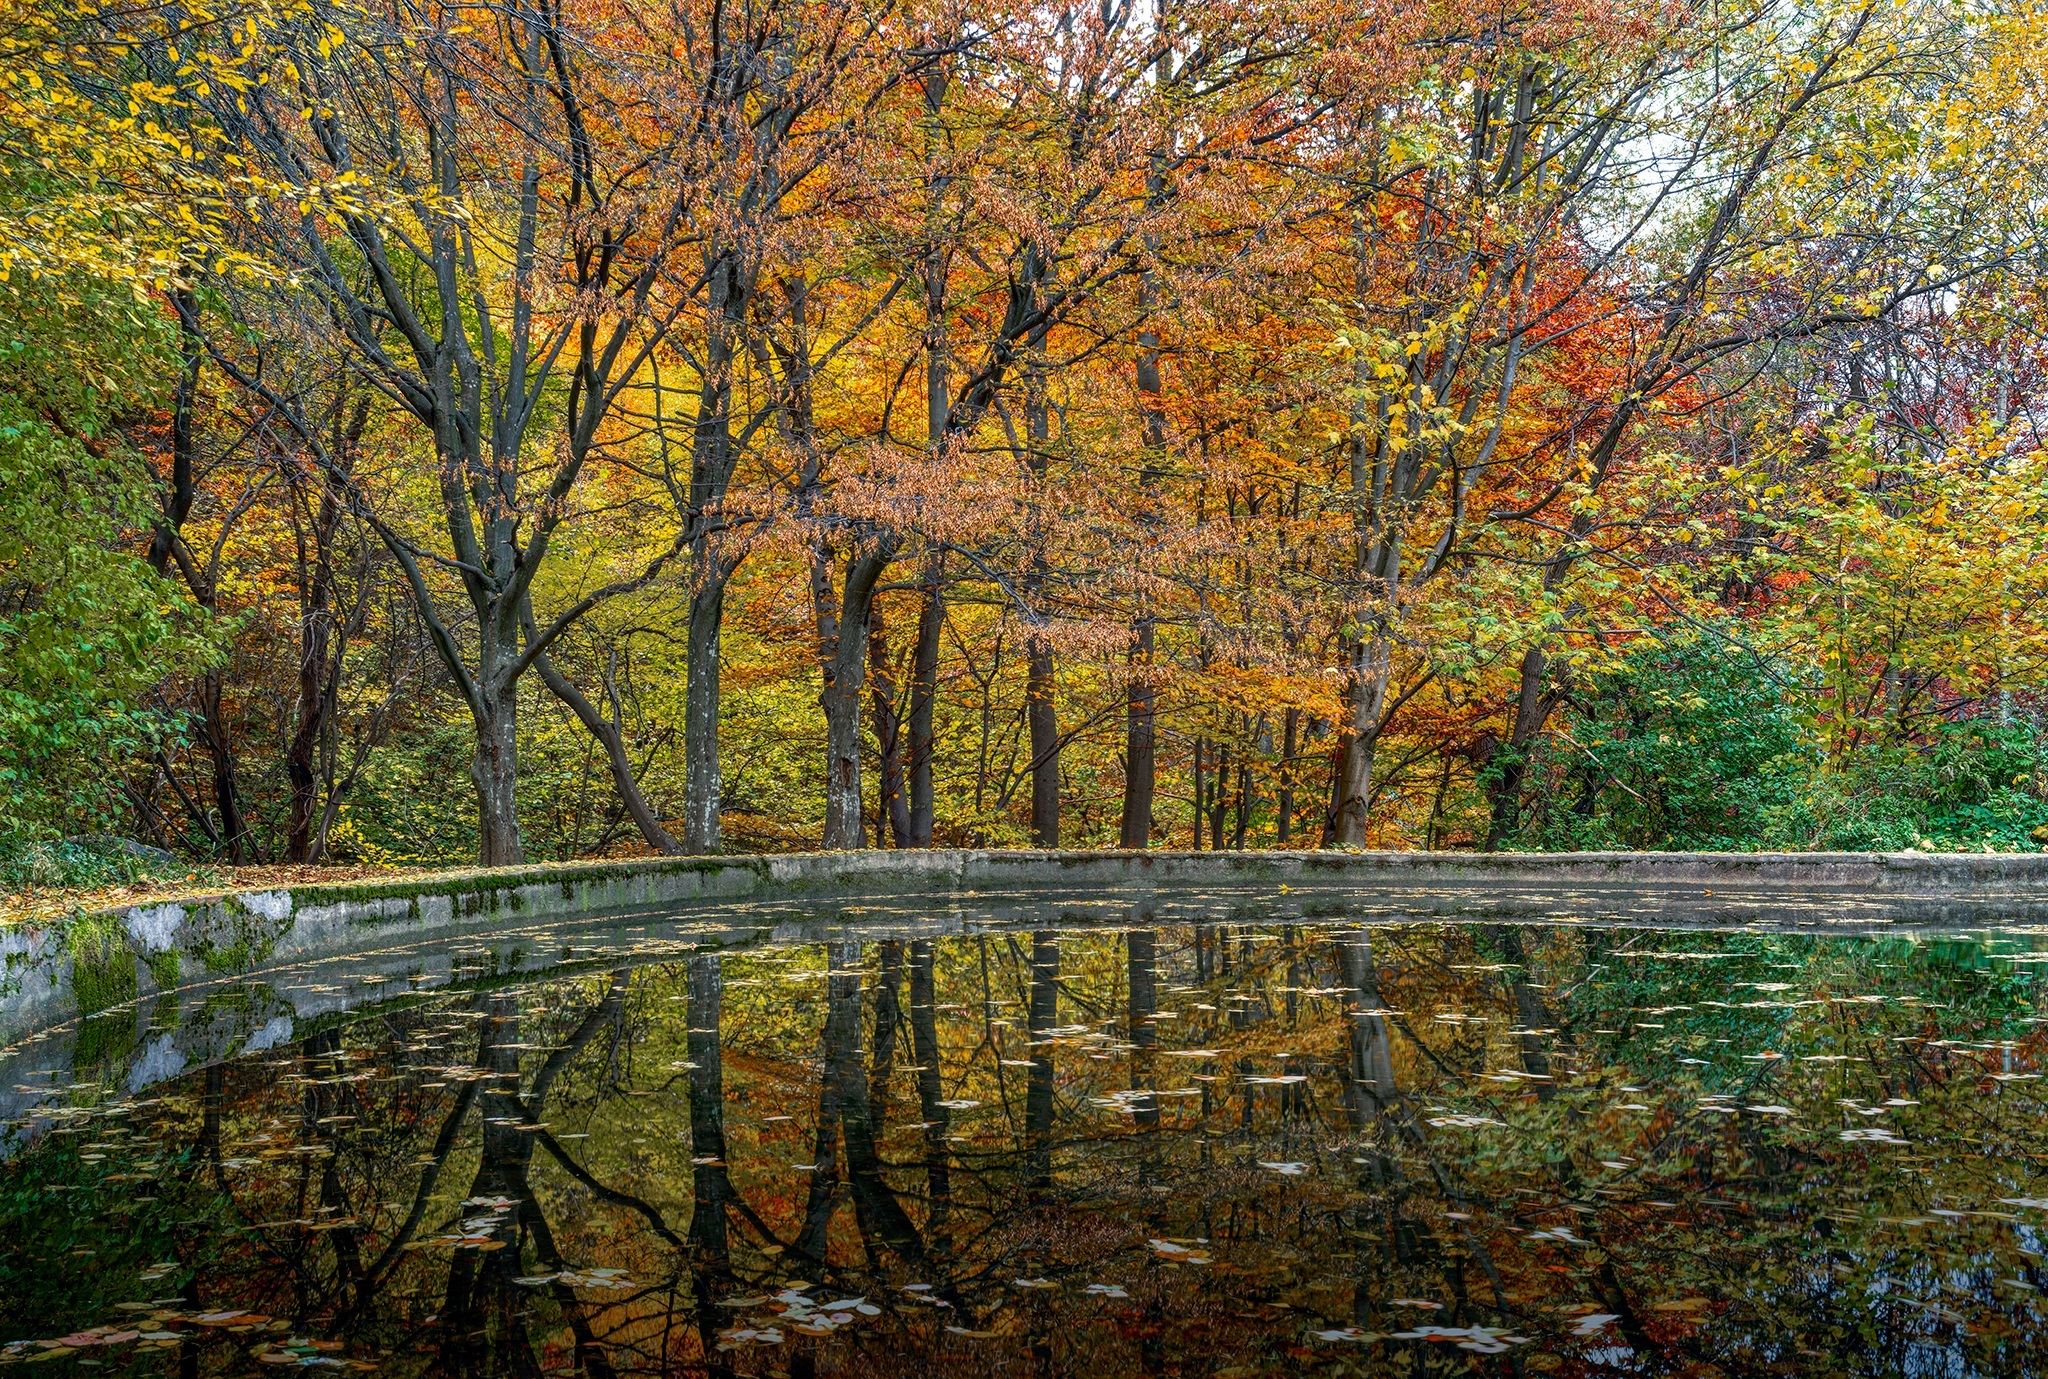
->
(154, 0, 730, 863)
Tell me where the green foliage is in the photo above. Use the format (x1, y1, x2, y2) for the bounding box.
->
(0, 276, 213, 851)
(1769, 720, 2048, 853)
(0, 835, 194, 891)
(1525, 636, 1810, 850)
(327, 723, 482, 865)
(1525, 636, 2048, 853)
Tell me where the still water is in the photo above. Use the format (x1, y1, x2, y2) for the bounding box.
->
(3, 897, 2047, 1375)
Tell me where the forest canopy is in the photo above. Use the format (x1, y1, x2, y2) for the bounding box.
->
(5, 0, 2048, 878)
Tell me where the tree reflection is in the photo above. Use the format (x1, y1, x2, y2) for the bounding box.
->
(1126, 924, 1159, 1130)
(9, 924, 2048, 1376)
(1025, 930, 1058, 1187)
(907, 937, 952, 1252)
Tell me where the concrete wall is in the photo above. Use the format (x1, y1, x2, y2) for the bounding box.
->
(6, 847, 2047, 1050)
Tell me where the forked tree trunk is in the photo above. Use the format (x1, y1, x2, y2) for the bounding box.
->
(530, 642, 681, 855)
(152, 291, 255, 863)
(286, 477, 345, 863)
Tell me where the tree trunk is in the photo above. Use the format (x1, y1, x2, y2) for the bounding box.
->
(906, 558, 943, 846)
(472, 679, 523, 866)
(1329, 634, 1392, 846)
(907, 54, 951, 855)
(197, 670, 254, 864)
(1232, 758, 1252, 849)
(682, 576, 727, 853)
(1022, 361, 1059, 849)
(1485, 645, 1553, 850)
(1118, 620, 1157, 847)
(870, 612, 912, 847)
(152, 288, 254, 864)
(1276, 707, 1300, 846)
(1121, 131, 1170, 852)
(676, 239, 752, 858)
(285, 555, 333, 863)
(1204, 741, 1220, 848)
(1320, 735, 1345, 846)
(286, 455, 347, 863)
(1026, 638, 1059, 847)
(821, 545, 894, 849)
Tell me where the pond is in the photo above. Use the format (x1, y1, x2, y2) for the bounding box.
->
(2, 892, 2046, 1375)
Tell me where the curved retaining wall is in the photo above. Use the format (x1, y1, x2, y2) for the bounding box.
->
(6, 847, 2048, 1048)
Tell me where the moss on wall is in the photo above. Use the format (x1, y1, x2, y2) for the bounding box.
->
(67, 916, 136, 1016)
(146, 948, 181, 990)
(189, 897, 283, 974)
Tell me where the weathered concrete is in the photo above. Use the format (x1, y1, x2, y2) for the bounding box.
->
(5, 848, 2047, 1054)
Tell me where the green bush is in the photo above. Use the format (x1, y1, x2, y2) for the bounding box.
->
(1529, 637, 2048, 853)
(1525, 636, 1810, 851)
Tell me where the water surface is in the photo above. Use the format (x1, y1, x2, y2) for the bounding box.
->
(4, 901, 2047, 1375)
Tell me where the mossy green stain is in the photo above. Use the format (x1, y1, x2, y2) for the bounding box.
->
(69, 919, 136, 1017)
(186, 898, 280, 974)
(198, 937, 251, 973)
(145, 948, 180, 991)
